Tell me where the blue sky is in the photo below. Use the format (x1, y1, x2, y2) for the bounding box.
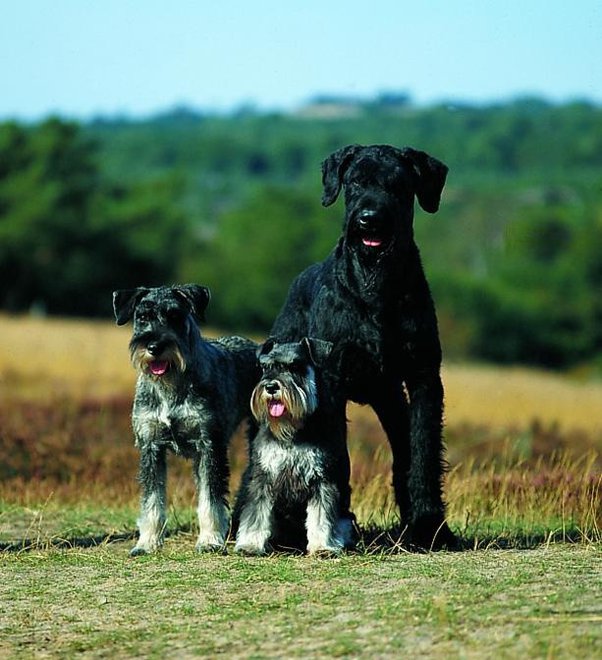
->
(1, 1, 601, 120)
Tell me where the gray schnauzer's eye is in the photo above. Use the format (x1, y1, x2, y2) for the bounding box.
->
(166, 309, 186, 323)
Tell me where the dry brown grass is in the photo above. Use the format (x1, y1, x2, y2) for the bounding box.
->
(3, 313, 600, 434)
(1, 314, 601, 543)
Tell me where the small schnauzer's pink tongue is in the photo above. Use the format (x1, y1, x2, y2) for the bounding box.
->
(268, 401, 286, 418)
(362, 237, 383, 247)
(149, 360, 169, 376)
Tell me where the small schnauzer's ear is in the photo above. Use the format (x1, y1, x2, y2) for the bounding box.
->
(301, 337, 334, 366)
(257, 338, 275, 360)
(113, 288, 149, 325)
(174, 284, 211, 322)
(399, 147, 448, 214)
(321, 144, 363, 207)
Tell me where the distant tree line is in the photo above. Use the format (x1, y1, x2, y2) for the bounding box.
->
(1, 97, 601, 369)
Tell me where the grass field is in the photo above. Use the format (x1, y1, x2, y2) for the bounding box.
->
(1, 314, 601, 657)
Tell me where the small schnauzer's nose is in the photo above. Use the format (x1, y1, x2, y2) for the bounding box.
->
(265, 381, 280, 395)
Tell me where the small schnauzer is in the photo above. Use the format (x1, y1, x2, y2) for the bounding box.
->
(234, 338, 354, 556)
(271, 144, 456, 549)
(113, 284, 258, 556)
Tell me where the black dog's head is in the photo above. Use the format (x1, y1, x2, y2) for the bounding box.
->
(321, 144, 448, 259)
(112, 284, 210, 380)
(250, 337, 333, 442)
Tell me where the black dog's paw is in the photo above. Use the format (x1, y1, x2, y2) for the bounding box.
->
(408, 515, 459, 551)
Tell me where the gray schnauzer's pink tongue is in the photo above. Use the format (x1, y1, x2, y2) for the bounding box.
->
(269, 401, 286, 418)
(149, 360, 169, 376)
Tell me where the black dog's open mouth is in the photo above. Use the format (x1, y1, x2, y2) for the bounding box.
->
(361, 235, 384, 248)
(357, 227, 389, 250)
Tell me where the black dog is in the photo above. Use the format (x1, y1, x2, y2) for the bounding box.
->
(113, 284, 258, 555)
(270, 144, 455, 549)
(234, 338, 354, 556)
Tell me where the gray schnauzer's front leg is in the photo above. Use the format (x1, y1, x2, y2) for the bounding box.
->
(235, 481, 275, 556)
(131, 444, 167, 556)
(306, 482, 345, 556)
(193, 446, 230, 553)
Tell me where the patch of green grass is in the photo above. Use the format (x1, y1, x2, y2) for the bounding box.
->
(2, 538, 601, 658)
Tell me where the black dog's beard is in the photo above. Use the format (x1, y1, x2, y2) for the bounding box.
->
(250, 374, 318, 443)
(130, 343, 187, 379)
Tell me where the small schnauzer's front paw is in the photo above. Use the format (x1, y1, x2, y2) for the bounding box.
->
(234, 542, 271, 557)
(307, 542, 344, 558)
(130, 544, 159, 557)
(195, 541, 227, 555)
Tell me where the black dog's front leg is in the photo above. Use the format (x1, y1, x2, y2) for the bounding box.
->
(131, 443, 167, 556)
(405, 371, 456, 549)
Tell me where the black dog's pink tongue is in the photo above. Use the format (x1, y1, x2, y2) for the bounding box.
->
(269, 401, 286, 418)
(362, 237, 383, 247)
(149, 360, 169, 376)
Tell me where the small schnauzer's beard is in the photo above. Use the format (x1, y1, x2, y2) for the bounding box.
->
(250, 371, 318, 443)
(130, 342, 187, 380)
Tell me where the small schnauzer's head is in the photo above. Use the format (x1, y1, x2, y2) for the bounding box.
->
(112, 284, 210, 381)
(250, 337, 333, 442)
(320, 144, 447, 260)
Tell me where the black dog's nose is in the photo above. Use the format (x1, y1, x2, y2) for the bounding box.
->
(358, 209, 377, 228)
(265, 381, 280, 395)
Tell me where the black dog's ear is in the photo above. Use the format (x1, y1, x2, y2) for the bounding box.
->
(112, 288, 149, 325)
(321, 144, 363, 207)
(399, 147, 448, 213)
(173, 284, 211, 322)
(301, 337, 334, 366)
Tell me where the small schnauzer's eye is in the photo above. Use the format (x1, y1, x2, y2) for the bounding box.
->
(290, 361, 307, 375)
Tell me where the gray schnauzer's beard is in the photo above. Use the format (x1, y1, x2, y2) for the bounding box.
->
(250, 372, 318, 443)
(130, 343, 187, 380)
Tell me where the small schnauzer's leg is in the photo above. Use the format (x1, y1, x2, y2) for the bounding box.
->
(306, 482, 344, 556)
(235, 480, 274, 556)
(131, 445, 167, 556)
(405, 372, 456, 549)
(193, 445, 229, 553)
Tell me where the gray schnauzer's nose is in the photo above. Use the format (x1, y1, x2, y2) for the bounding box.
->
(147, 341, 163, 356)
(265, 381, 280, 395)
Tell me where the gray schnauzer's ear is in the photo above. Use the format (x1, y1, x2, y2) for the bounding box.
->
(113, 288, 149, 325)
(173, 284, 211, 322)
(399, 147, 448, 214)
(301, 337, 334, 366)
(321, 144, 363, 207)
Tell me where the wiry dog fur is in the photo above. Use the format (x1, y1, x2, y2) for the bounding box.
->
(234, 338, 353, 556)
(270, 144, 456, 549)
(113, 284, 258, 555)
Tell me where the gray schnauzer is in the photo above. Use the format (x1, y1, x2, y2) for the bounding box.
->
(113, 284, 258, 556)
(234, 338, 354, 556)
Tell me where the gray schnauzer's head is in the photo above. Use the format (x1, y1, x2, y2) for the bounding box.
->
(251, 337, 333, 442)
(112, 284, 210, 380)
(320, 144, 447, 259)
